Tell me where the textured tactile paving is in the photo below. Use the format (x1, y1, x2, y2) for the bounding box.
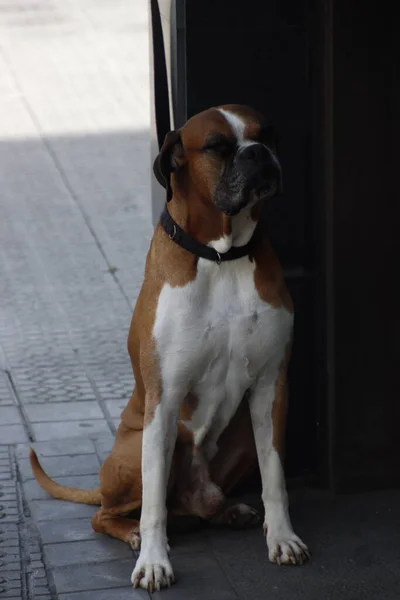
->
(0, 447, 54, 600)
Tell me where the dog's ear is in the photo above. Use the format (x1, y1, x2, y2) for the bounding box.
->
(153, 130, 185, 202)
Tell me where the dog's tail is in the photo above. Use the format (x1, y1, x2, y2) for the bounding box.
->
(29, 448, 102, 505)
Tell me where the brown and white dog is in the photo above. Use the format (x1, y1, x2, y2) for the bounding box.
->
(30, 104, 309, 591)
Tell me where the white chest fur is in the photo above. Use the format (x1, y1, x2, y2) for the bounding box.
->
(153, 256, 293, 457)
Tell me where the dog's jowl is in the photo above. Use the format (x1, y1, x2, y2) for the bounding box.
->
(30, 104, 309, 591)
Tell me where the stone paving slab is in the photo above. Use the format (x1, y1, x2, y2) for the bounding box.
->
(43, 538, 133, 568)
(0, 406, 22, 426)
(37, 518, 99, 545)
(16, 438, 97, 459)
(0, 371, 14, 406)
(0, 425, 29, 445)
(0, 448, 53, 600)
(29, 499, 98, 522)
(59, 590, 148, 600)
(51, 559, 140, 594)
(19, 454, 100, 482)
(24, 402, 104, 423)
(152, 554, 238, 600)
(31, 420, 111, 442)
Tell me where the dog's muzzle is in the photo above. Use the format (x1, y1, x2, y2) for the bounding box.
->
(215, 143, 282, 216)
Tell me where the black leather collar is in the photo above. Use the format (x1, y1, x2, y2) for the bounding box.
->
(160, 204, 262, 264)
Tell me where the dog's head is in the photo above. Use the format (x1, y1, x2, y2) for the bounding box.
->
(153, 104, 282, 216)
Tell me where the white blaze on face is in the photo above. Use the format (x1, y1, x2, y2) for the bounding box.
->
(217, 108, 257, 151)
(217, 107, 281, 170)
(206, 108, 260, 252)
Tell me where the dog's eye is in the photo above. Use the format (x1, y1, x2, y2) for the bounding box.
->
(202, 142, 234, 155)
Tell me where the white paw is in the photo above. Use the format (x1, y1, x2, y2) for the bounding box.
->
(131, 549, 175, 591)
(267, 529, 310, 565)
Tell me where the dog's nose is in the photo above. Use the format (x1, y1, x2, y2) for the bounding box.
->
(238, 143, 273, 164)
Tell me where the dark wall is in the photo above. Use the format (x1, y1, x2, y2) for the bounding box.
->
(329, 0, 400, 489)
(179, 0, 311, 268)
(167, 0, 399, 490)
(173, 0, 318, 481)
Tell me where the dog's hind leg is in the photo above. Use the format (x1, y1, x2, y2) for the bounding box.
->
(92, 510, 141, 549)
(205, 398, 261, 528)
(92, 420, 144, 548)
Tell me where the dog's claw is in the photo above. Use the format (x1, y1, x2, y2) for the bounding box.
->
(304, 549, 311, 560)
(131, 555, 175, 591)
(267, 532, 310, 566)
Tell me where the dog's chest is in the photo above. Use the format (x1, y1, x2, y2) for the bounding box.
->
(153, 257, 292, 448)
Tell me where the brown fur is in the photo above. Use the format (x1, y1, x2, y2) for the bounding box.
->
(29, 105, 292, 552)
(271, 343, 292, 457)
(253, 237, 293, 312)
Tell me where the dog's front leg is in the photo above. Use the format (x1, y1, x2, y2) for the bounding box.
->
(131, 391, 179, 591)
(249, 365, 310, 565)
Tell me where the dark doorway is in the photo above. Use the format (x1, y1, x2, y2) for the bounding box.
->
(170, 0, 319, 483)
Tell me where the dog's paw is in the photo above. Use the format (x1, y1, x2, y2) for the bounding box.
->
(266, 529, 310, 565)
(127, 531, 141, 551)
(131, 552, 175, 591)
(211, 503, 261, 528)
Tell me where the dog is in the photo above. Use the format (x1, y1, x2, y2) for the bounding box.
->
(30, 104, 309, 591)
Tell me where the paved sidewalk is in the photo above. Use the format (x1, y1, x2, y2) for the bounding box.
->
(0, 1, 150, 598)
(1, 2, 400, 600)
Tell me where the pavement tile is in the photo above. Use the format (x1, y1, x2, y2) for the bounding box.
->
(169, 530, 210, 557)
(25, 402, 103, 422)
(10, 365, 96, 404)
(37, 517, 99, 544)
(19, 454, 100, 481)
(52, 558, 136, 593)
(0, 490, 16, 502)
(0, 592, 23, 599)
(31, 420, 111, 441)
(0, 424, 28, 444)
(152, 553, 238, 600)
(43, 538, 133, 567)
(24, 474, 99, 502)
(16, 438, 96, 459)
(30, 499, 97, 522)
(0, 370, 14, 406)
(58, 588, 148, 600)
(0, 406, 22, 425)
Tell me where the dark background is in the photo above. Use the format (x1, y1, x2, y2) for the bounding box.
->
(159, 0, 400, 490)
